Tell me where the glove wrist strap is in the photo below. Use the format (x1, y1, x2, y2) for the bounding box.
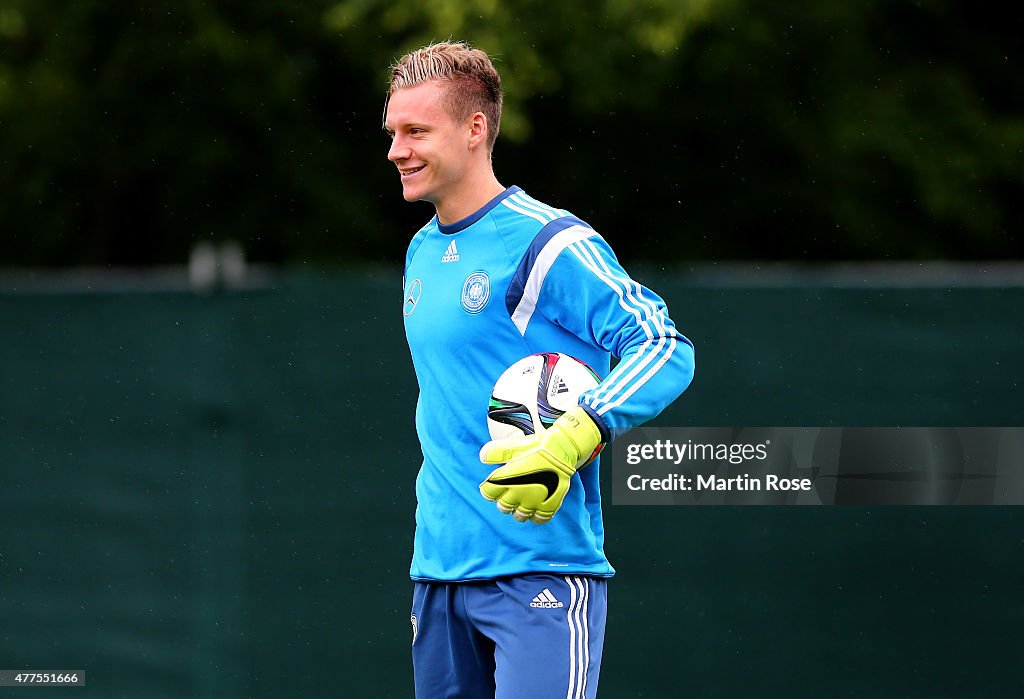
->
(550, 405, 604, 471)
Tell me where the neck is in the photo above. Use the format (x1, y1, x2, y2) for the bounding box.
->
(435, 169, 505, 225)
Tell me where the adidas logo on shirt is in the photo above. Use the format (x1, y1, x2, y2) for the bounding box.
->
(441, 240, 460, 263)
(530, 588, 564, 609)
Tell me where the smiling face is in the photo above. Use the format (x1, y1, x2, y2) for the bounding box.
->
(384, 81, 476, 212)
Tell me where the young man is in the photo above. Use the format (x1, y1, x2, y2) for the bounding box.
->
(385, 42, 695, 699)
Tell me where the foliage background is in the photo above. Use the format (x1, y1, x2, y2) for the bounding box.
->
(1, 0, 1020, 266)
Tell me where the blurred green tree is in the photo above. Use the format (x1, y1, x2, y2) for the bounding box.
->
(0, 0, 1019, 265)
(324, 0, 718, 139)
(0, 0, 389, 265)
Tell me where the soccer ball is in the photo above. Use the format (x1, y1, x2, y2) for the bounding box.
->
(487, 353, 605, 464)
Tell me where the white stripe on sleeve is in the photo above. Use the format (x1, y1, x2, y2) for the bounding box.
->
(510, 225, 595, 335)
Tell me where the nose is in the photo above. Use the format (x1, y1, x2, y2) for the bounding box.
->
(388, 135, 411, 163)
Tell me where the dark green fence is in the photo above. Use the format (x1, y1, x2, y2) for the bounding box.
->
(1, 273, 1021, 698)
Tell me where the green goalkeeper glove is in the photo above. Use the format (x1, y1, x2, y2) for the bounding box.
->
(479, 406, 604, 524)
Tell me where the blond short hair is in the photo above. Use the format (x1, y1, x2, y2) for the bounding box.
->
(387, 41, 503, 152)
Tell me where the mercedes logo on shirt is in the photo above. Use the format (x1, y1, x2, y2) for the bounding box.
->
(404, 278, 422, 317)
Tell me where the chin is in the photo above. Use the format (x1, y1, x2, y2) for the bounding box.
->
(399, 183, 419, 201)
(402, 185, 434, 204)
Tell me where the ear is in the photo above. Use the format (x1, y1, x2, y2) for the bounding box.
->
(466, 111, 489, 151)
